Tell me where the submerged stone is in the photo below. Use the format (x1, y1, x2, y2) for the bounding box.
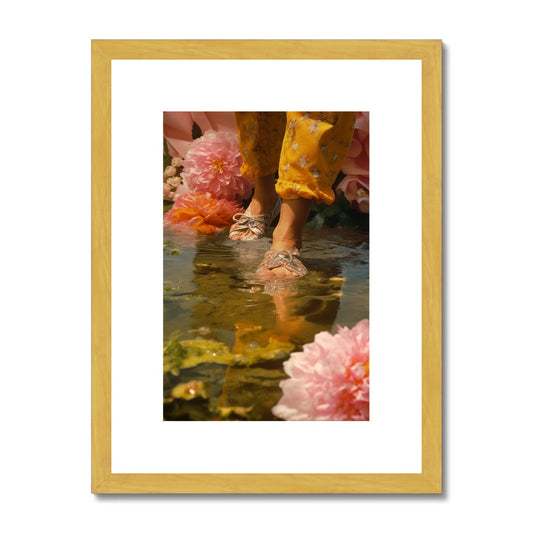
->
(232, 321, 295, 364)
(162, 325, 296, 420)
(164, 335, 238, 374)
(170, 380, 208, 400)
(216, 366, 288, 421)
(163, 241, 182, 256)
(163, 363, 227, 420)
(164, 324, 296, 374)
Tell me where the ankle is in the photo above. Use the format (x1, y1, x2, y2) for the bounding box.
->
(248, 194, 278, 216)
(271, 233, 300, 252)
(254, 173, 276, 196)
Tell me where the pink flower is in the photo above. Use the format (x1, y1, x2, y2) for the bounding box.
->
(337, 175, 369, 214)
(272, 319, 369, 421)
(172, 180, 191, 198)
(182, 130, 253, 202)
(339, 112, 369, 213)
(163, 192, 243, 234)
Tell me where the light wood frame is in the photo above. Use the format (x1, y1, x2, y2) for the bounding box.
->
(92, 39, 442, 494)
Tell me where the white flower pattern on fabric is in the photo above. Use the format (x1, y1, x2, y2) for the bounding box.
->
(235, 111, 357, 205)
(298, 154, 310, 168)
(287, 119, 298, 140)
(309, 121, 320, 135)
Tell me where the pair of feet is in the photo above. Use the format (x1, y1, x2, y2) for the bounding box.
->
(229, 195, 308, 279)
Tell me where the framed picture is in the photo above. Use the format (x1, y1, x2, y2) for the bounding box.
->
(92, 39, 442, 493)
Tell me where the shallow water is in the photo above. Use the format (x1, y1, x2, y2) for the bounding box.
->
(163, 225, 369, 421)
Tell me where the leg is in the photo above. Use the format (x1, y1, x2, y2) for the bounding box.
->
(260, 112, 357, 277)
(238, 171, 278, 220)
(230, 112, 286, 240)
(276, 112, 357, 205)
(272, 197, 313, 251)
(257, 198, 313, 278)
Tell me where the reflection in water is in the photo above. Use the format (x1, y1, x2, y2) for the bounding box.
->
(163, 226, 369, 420)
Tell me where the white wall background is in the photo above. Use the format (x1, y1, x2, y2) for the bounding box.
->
(1, 1, 531, 532)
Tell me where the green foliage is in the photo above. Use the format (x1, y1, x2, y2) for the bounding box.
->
(163, 200, 173, 214)
(306, 190, 368, 231)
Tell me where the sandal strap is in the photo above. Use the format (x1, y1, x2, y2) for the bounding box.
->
(258, 249, 308, 276)
(229, 197, 281, 240)
(230, 212, 270, 237)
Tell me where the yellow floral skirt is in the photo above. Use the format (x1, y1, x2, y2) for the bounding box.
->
(234, 112, 356, 205)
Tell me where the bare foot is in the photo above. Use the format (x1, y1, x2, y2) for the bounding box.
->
(257, 248, 308, 279)
(257, 198, 312, 277)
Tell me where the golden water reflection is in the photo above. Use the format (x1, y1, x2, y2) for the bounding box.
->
(163, 226, 369, 420)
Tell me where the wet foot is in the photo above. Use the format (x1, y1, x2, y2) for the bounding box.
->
(257, 248, 308, 279)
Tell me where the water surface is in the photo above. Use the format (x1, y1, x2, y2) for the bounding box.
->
(163, 225, 369, 420)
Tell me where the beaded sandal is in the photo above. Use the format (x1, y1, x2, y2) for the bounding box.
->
(257, 248, 308, 277)
(229, 197, 282, 241)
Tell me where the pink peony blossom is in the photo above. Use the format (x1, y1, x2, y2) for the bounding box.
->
(182, 130, 253, 202)
(172, 180, 191, 198)
(163, 192, 243, 234)
(272, 319, 369, 421)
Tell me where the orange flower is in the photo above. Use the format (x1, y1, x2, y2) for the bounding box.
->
(164, 192, 243, 234)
